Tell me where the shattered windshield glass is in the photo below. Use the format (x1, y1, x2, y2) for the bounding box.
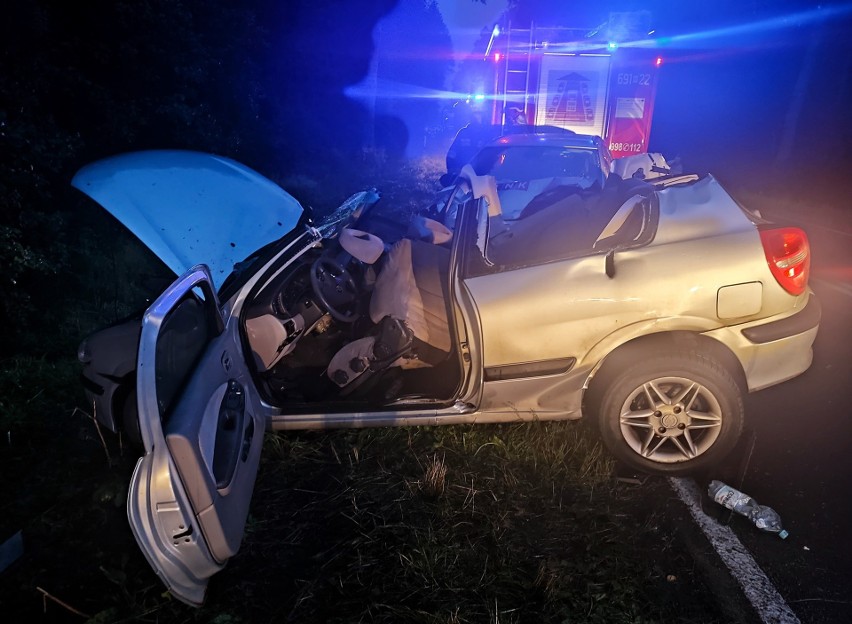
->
(316, 189, 381, 237)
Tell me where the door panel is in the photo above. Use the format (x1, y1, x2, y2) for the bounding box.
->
(129, 266, 264, 606)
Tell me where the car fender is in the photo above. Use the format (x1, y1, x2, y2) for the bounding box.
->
(579, 316, 743, 388)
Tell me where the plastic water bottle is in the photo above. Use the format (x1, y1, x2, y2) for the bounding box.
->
(708, 480, 789, 539)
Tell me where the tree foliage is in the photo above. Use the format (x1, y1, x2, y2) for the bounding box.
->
(370, 0, 454, 156)
(2, 0, 441, 356)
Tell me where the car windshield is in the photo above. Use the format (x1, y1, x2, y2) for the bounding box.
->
(316, 189, 381, 236)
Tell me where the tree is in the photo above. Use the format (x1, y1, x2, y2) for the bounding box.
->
(368, 0, 454, 157)
(0, 0, 281, 354)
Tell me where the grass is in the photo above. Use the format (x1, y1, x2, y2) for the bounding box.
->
(0, 396, 726, 622)
(220, 423, 699, 623)
(278, 152, 447, 223)
(0, 356, 81, 433)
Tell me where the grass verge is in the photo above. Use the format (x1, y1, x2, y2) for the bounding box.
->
(0, 416, 728, 623)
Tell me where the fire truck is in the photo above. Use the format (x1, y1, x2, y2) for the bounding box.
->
(483, 18, 662, 159)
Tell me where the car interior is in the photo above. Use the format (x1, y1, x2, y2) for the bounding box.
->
(242, 206, 464, 411)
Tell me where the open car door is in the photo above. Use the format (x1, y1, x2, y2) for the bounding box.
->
(128, 265, 264, 606)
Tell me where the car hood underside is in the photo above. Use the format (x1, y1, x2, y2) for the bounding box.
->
(72, 150, 304, 288)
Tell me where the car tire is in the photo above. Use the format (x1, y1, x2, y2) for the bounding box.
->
(588, 350, 744, 476)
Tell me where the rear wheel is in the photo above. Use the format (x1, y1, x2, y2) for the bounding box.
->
(588, 351, 744, 475)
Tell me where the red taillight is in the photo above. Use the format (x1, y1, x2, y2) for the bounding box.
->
(759, 227, 810, 295)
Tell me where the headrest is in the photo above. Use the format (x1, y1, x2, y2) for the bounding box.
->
(339, 227, 384, 264)
(409, 215, 452, 244)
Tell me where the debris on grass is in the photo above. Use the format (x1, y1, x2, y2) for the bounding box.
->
(36, 585, 91, 619)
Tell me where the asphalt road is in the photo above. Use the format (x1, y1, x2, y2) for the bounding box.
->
(692, 216, 852, 624)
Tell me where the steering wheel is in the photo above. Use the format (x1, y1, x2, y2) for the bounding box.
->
(310, 255, 360, 323)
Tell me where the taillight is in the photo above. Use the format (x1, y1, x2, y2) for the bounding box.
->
(759, 227, 810, 296)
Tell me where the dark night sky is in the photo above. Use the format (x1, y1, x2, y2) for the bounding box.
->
(5, 0, 851, 174)
(641, 1, 852, 172)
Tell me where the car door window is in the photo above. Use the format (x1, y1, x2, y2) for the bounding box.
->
(436, 181, 472, 231)
(154, 288, 221, 424)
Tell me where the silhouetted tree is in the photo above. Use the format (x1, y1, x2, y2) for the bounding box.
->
(369, 0, 454, 157)
(0, 0, 399, 355)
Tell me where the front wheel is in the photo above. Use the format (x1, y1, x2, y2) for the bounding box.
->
(588, 351, 744, 475)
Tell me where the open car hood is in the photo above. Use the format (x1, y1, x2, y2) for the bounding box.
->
(72, 150, 304, 288)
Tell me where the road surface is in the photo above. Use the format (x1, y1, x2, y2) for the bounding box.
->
(686, 213, 852, 624)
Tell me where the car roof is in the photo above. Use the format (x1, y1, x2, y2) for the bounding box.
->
(487, 132, 605, 150)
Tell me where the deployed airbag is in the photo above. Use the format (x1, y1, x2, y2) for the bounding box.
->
(369, 239, 451, 353)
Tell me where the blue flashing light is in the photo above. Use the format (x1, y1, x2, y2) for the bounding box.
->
(473, 93, 485, 101)
(607, 41, 619, 50)
(492, 25, 500, 37)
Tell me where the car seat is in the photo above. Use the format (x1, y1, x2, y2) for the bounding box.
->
(326, 238, 452, 395)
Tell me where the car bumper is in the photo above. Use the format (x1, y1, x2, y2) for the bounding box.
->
(705, 294, 821, 392)
(740, 294, 822, 344)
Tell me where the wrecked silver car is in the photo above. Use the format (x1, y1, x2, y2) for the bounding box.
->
(75, 140, 819, 604)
